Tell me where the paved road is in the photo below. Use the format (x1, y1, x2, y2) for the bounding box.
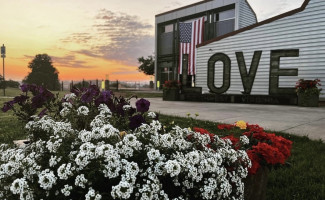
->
(131, 98, 325, 141)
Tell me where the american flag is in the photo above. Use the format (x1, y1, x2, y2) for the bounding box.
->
(178, 17, 204, 75)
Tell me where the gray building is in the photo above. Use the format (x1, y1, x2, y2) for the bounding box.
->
(196, 0, 325, 100)
(155, 0, 257, 88)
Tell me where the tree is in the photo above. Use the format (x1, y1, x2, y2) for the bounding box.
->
(23, 54, 60, 90)
(0, 75, 20, 89)
(137, 55, 154, 76)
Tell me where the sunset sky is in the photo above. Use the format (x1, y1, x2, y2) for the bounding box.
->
(0, 0, 304, 82)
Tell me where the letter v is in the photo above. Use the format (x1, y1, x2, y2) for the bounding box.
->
(236, 51, 262, 94)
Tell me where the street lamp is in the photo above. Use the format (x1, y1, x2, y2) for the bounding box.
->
(1, 44, 5, 96)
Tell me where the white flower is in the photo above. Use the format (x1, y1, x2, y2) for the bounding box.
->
(85, 187, 96, 200)
(57, 163, 74, 180)
(75, 174, 88, 188)
(123, 105, 132, 111)
(78, 130, 93, 142)
(147, 112, 156, 119)
(10, 178, 28, 195)
(61, 184, 73, 196)
(100, 124, 119, 138)
(64, 93, 76, 101)
(98, 104, 112, 117)
(77, 106, 89, 116)
(111, 181, 133, 199)
(60, 107, 70, 117)
(62, 102, 73, 109)
(160, 134, 174, 148)
(165, 160, 181, 177)
(147, 149, 160, 161)
(240, 135, 250, 145)
(49, 155, 61, 167)
(38, 169, 57, 190)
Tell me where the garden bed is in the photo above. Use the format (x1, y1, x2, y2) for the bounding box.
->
(0, 85, 325, 199)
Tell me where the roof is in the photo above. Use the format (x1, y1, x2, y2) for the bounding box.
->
(197, 0, 310, 47)
(156, 0, 214, 17)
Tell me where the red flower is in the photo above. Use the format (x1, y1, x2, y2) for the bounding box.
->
(217, 124, 235, 130)
(193, 127, 215, 142)
(222, 135, 240, 149)
(247, 150, 261, 174)
(252, 142, 286, 165)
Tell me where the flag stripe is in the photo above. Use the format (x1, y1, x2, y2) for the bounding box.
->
(178, 17, 204, 75)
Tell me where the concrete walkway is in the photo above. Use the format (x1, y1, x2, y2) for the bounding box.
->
(131, 98, 325, 141)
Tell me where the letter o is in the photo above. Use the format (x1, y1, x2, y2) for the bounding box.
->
(207, 53, 231, 94)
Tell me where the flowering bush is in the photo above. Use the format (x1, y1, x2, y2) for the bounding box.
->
(1, 84, 57, 122)
(216, 122, 293, 175)
(163, 80, 181, 89)
(0, 85, 252, 199)
(295, 79, 322, 96)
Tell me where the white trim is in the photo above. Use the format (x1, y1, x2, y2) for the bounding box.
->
(235, 2, 240, 30)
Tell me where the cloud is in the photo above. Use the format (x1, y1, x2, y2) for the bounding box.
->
(23, 54, 92, 69)
(61, 33, 93, 44)
(73, 50, 101, 58)
(61, 9, 154, 66)
(111, 70, 140, 75)
(23, 55, 35, 60)
(92, 9, 154, 65)
(51, 55, 94, 68)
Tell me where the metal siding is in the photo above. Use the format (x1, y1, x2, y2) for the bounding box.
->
(238, 0, 257, 28)
(196, 4, 207, 13)
(212, 0, 224, 8)
(164, 13, 173, 22)
(185, 7, 196, 16)
(155, 0, 242, 24)
(196, 0, 325, 98)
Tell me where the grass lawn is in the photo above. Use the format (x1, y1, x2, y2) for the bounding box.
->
(1, 88, 324, 199)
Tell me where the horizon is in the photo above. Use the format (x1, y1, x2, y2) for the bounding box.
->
(0, 0, 304, 82)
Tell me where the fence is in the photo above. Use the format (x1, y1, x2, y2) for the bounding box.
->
(61, 79, 154, 91)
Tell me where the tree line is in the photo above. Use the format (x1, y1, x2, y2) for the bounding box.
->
(1, 53, 154, 91)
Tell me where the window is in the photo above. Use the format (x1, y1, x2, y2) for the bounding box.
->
(216, 9, 235, 36)
(162, 24, 173, 33)
(219, 9, 235, 21)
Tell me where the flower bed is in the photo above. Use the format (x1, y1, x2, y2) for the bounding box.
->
(0, 85, 292, 199)
(295, 79, 322, 107)
(163, 80, 181, 101)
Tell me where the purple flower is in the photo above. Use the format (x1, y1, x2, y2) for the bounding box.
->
(88, 85, 100, 96)
(20, 84, 29, 92)
(129, 114, 146, 130)
(81, 85, 100, 103)
(136, 98, 150, 113)
(42, 90, 54, 101)
(31, 95, 45, 109)
(13, 95, 29, 105)
(81, 91, 94, 103)
(28, 84, 38, 94)
(1, 101, 14, 112)
(71, 87, 82, 96)
(95, 90, 112, 106)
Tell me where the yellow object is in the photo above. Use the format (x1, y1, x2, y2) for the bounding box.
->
(101, 81, 105, 90)
(235, 120, 247, 129)
(119, 131, 127, 138)
(157, 81, 160, 88)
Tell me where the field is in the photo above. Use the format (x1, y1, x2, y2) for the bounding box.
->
(0, 87, 324, 199)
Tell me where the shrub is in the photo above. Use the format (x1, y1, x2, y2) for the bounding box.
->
(0, 85, 251, 199)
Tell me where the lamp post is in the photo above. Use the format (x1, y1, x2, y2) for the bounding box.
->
(1, 44, 5, 96)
